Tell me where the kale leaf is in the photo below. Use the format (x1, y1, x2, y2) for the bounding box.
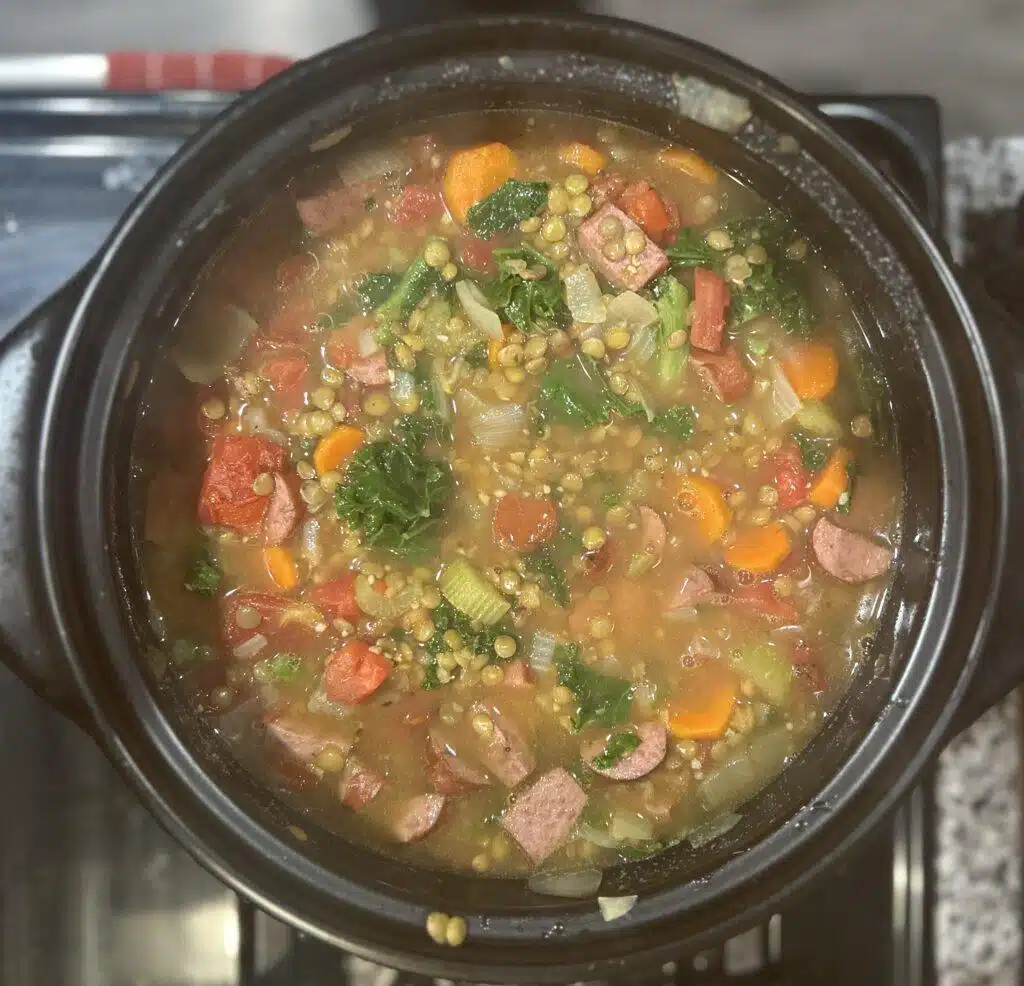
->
(262, 653, 304, 681)
(376, 256, 448, 320)
(333, 415, 453, 557)
(792, 429, 831, 473)
(184, 546, 221, 597)
(537, 354, 621, 429)
(483, 246, 570, 334)
(523, 546, 570, 608)
(420, 598, 518, 690)
(462, 341, 490, 368)
(555, 645, 634, 732)
(732, 261, 814, 337)
(356, 272, 401, 313)
(466, 179, 549, 238)
(590, 730, 641, 770)
(650, 404, 697, 441)
(665, 228, 718, 268)
(837, 458, 858, 514)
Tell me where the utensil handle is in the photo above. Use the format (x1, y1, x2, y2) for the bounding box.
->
(946, 278, 1024, 736)
(0, 277, 94, 733)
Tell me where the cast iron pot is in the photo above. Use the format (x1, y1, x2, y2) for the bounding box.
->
(1, 14, 1023, 984)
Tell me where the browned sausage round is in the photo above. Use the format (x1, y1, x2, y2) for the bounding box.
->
(338, 758, 384, 812)
(471, 704, 535, 788)
(425, 728, 491, 794)
(501, 768, 586, 864)
(581, 721, 667, 780)
(392, 793, 446, 843)
(665, 565, 716, 611)
(811, 516, 894, 584)
(263, 472, 302, 546)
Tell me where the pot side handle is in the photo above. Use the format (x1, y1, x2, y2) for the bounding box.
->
(0, 277, 94, 732)
(947, 278, 1024, 737)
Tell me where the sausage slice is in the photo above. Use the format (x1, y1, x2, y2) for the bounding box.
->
(393, 793, 446, 843)
(263, 711, 355, 761)
(582, 722, 667, 781)
(338, 758, 384, 811)
(472, 705, 536, 787)
(501, 768, 586, 863)
(665, 566, 717, 610)
(426, 727, 491, 794)
(811, 516, 894, 584)
(263, 472, 303, 546)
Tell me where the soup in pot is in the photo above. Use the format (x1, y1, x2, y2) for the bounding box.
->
(142, 112, 899, 882)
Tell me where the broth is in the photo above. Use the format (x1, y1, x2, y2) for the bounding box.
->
(141, 111, 899, 880)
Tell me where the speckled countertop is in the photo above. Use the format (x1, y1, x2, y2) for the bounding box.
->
(935, 138, 1024, 986)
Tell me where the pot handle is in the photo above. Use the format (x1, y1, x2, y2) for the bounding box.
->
(946, 277, 1024, 737)
(0, 276, 95, 733)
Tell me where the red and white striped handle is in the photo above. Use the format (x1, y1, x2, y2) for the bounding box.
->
(0, 52, 293, 91)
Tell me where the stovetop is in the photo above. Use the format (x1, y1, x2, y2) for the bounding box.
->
(0, 90, 1011, 986)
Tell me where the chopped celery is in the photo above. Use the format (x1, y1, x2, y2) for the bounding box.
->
(794, 401, 843, 439)
(439, 559, 511, 626)
(730, 642, 792, 706)
(654, 275, 690, 385)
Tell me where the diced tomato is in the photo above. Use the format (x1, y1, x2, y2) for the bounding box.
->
(264, 298, 315, 344)
(307, 574, 360, 622)
(325, 314, 374, 368)
(345, 350, 389, 386)
(492, 494, 559, 552)
(262, 356, 309, 411)
(459, 235, 496, 273)
(691, 345, 752, 403)
(691, 267, 729, 352)
(324, 641, 391, 705)
(729, 582, 799, 624)
(391, 183, 444, 226)
(616, 181, 677, 244)
(502, 659, 535, 688)
(769, 442, 811, 509)
(276, 254, 317, 289)
(198, 435, 287, 535)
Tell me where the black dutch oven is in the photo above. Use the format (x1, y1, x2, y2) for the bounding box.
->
(1, 14, 1023, 984)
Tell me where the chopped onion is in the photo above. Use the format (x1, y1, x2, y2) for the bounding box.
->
(455, 280, 503, 340)
(460, 391, 527, 447)
(563, 265, 605, 324)
(626, 324, 657, 364)
(338, 146, 411, 184)
(686, 811, 742, 848)
(173, 302, 258, 384)
(354, 574, 419, 620)
(242, 406, 288, 445)
(610, 811, 654, 843)
(528, 868, 603, 899)
(391, 369, 416, 405)
(598, 895, 638, 922)
(699, 727, 791, 813)
(358, 327, 380, 356)
(231, 633, 268, 660)
(529, 630, 558, 671)
(769, 360, 802, 423)
(578, 822, 619, 849)
(299, 519, 322, 567)
(606, 290, 658, 333)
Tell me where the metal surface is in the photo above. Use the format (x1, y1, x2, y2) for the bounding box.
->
(0, 85, 944, 986)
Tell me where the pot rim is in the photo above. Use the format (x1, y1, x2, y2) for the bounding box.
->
(33, 12, 1008, 981)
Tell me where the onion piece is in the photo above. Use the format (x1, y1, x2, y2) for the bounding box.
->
(605, 290, 658, 333)
(172, 302, 259, 384)
(391, 369, 416, 405)
(455, 280, 503, 340)
(610, 811, 654, 843)
(529, 630, 558, 671)
(527, 868, 603, 899)
(563, 265, 605, 324)
(460, 390, 528, 447)
(578, 822, 619, 849)
(241, 406, 288, 445)
(299, 519, 322, 567)
(686, 811, 742, 848)
(354, 574, 419, 620)
(358, 327, 380, 356)
(338, 146, 411, 183)
(769, 360, 802, 423)
(699, 727, 791, 813)
(625, 324, 657, 364)
(598, 895, 638, 922)
(232, 634, 268, 660)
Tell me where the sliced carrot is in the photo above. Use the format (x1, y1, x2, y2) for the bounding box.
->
(780, 343, 838, 400)
(313, 425, 364, 476)
(724, 522, 792, 574)
(617, 181, 673, 243)
(492, 493, 558, 552)
(657, 146, 718, 185)
(667, 662, 739, 740)
(558, 141, 606, 176)
(675, 476, 733, 542)
(324, 641, 391, 705)
(443, 142, 519, 224)
(264, 546, 299, 591)
(808, 446, 854, 509)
